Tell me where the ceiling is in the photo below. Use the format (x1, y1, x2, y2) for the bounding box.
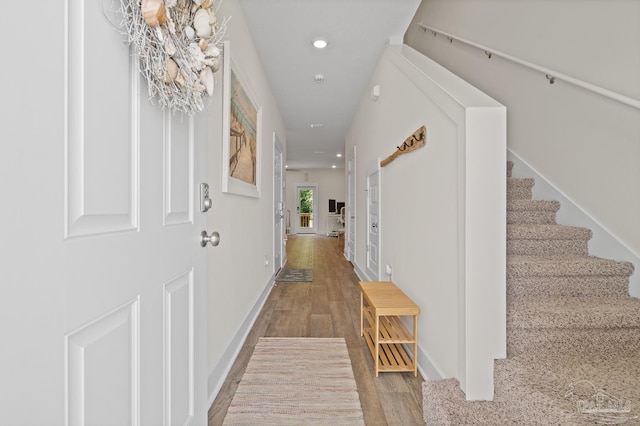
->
(237, 0, 422, 169)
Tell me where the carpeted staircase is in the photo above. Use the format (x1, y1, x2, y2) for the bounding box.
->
(422, 162, 640, 425)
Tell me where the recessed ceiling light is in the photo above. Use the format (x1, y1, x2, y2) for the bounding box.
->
(312, 39, 328, 49)
(332, 165, 336, 169)
(336, 153, 342, 158)
(310, 123, 325, 128)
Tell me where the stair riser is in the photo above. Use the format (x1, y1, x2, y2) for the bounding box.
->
(507, 186, 533, 200)
(422, 382, 460, 426)
(507, 262, 634, 278)
(508, 240, 589, 256)
(507, 178, 535, 199)
(422, 380, 481, 426)
(507, 210, 557, 225)
(508, 276, 630, 299)
(507, 328, 640, 357)
(422, 380, 514, 425)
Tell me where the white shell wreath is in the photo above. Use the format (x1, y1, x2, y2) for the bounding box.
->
(118, 0, 229, 114)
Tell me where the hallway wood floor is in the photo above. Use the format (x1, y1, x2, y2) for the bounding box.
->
(208, 235, 425, 426)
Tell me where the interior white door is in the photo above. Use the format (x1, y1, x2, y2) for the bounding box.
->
(0, 2, 207, 424)
(296, 184, 318, 234)
(346, 147, 356, 261)
(274, 135, 285, 272)
(366, 168, 381, 281)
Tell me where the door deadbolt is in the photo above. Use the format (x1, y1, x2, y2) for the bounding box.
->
(200, 183, 212, 212)
(200, 230, 220, 247)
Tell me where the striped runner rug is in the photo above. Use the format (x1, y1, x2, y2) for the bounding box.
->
(223, 337, 365, 425)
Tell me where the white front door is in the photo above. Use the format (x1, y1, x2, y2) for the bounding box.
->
(0, 3, 207, 424)
(274, 134, 285, 271)
(296, 184, 318, 234)
(366, 168, 381, 281)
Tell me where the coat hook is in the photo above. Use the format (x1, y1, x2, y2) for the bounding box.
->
(546, 74, 556, 84)
(485, 51, 492, 59)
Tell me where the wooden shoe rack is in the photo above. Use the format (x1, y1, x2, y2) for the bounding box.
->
(359, 281, 420, 377)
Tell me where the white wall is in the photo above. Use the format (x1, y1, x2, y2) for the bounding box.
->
(347, 45, 460, 379)
(405, 0, 640, 261)
(345, 44, 506, 399)
(284, 169, 346, 236)
(204, 0, 287, 401)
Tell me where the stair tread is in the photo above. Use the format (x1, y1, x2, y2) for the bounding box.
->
(422, 378, 519, 425)
(508, 296, 640, 329)
(424, 352, 640, 425)
(508, 177, 535, 185)
(508, 225, 592, 240)
(494, 353, 640, 425)
(508, 255, 635, 277)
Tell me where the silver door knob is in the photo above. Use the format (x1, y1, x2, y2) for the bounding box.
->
(200, 230, 220, 247)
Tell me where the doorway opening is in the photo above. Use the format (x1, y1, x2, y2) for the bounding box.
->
(296, 185, 318, 234)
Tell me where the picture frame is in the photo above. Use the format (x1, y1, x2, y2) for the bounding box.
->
(221, 40, 262, 198)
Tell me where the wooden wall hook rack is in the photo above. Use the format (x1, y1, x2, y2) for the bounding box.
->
(380, 126, 426, 167)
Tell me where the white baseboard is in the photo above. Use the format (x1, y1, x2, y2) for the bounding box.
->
(508, 150, 640, 297)
(353, 262, 372, 282)
(416, 345, 444, 381)
(207, 275, 275, 406)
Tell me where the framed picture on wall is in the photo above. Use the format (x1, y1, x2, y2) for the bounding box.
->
(222, 40, 262, 198)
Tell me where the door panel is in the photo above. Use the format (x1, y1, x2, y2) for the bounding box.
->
(67, 299, 139, 426)
(347, 147, 356, 261)
(66, 0, 139, 238)
(164, 113, 194, 226)
(164, 271, 195, 425)
(366, 169, 380, 281)
(274, 136, 285, 271)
